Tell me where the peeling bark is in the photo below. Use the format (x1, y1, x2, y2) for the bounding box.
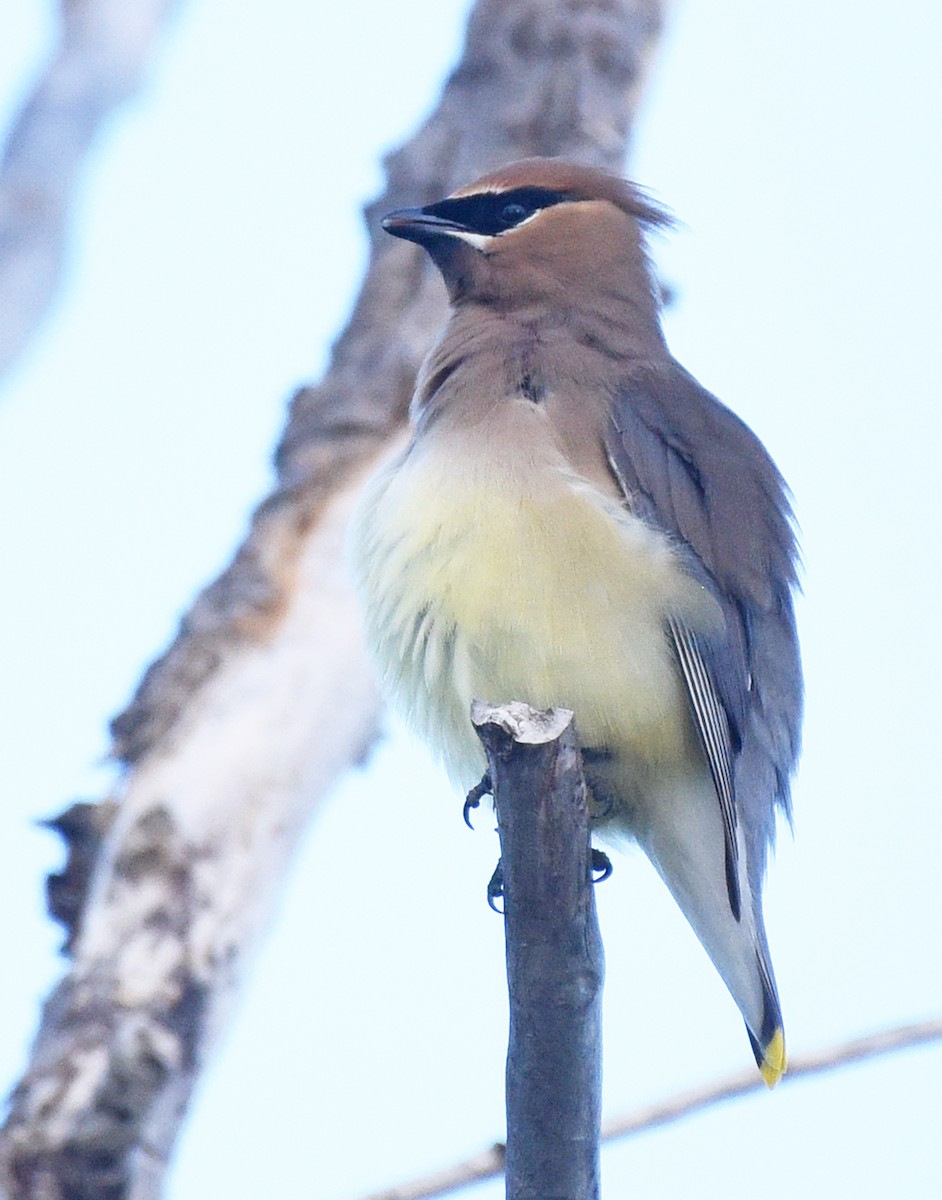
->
(0, 2, 667, 1196)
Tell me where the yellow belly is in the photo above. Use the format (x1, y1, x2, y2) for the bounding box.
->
(351, 403, 718, 815)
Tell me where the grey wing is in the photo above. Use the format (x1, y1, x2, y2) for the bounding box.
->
(667, 614, 741, 920)
(605, 360, 802, 891)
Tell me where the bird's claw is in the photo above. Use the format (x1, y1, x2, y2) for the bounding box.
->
(463, 772, 493, 829)
(486, 860, 504, 913)
(591, 848, 613, 883)
(487, 851, 609, 914)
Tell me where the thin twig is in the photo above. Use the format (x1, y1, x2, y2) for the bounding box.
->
(358, 1018, 942, 1200)
(360, 1146, 507, 1200)
(601, 1016, 942, 1139)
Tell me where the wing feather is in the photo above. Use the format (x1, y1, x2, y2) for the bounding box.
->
(668, 615, 741, 920)
(605, 360, 802, 887)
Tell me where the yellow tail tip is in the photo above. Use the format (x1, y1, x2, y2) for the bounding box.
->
(759, 1028, 787, 1088)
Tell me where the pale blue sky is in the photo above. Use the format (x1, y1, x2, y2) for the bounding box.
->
(1, 2, 940, 1197)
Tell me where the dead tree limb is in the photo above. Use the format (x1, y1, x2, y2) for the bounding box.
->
(0, 2, 667, 1197)
(0, 0, 182, 383)
(472, 701, 604, 1200)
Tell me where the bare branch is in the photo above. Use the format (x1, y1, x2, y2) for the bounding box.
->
(358, 1017, 942, 1200)
(361, 1145, 506, 1200)
(472, 702, 603, 1200)
(0, 3, 668, 1197)
(0, 0, 182, 383)
(600, 1016, 942, 1138)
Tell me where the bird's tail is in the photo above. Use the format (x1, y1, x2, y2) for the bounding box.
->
(746, 943, 786, 1087)
(633, 774, 786, 1086)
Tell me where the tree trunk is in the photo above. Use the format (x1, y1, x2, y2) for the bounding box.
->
(0, 2, 667, 1196)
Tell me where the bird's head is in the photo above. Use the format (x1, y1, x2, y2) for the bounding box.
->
(382, 158, 670, 329)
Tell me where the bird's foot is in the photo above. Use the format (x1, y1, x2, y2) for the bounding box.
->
(486, 851, 609, 913)
(486, 860, 504, 913)
(463, 771, 493, 829)
(590, 848, 613, 883)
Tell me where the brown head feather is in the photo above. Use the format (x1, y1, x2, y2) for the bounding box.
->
(450, 157, 672, 232)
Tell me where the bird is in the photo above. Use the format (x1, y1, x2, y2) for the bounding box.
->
(350, 157, 802, 1087)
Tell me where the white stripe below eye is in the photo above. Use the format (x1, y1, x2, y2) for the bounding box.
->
(446, 229, 495, 251)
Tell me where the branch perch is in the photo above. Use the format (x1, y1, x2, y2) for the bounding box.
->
(472, 701, 604, 1200)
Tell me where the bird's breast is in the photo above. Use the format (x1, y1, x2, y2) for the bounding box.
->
(351, 397, 718, 801)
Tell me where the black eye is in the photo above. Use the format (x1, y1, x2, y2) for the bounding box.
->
(420, 187, 568, 237)
(498, 202, 531, 226)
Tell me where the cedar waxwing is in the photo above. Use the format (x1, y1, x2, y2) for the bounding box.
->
(351, 158, 802, 1086)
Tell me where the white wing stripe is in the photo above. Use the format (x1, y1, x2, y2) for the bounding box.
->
(669, 617, 741, 920)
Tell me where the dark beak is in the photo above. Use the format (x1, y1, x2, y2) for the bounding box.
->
(382, 207, 469, 246)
